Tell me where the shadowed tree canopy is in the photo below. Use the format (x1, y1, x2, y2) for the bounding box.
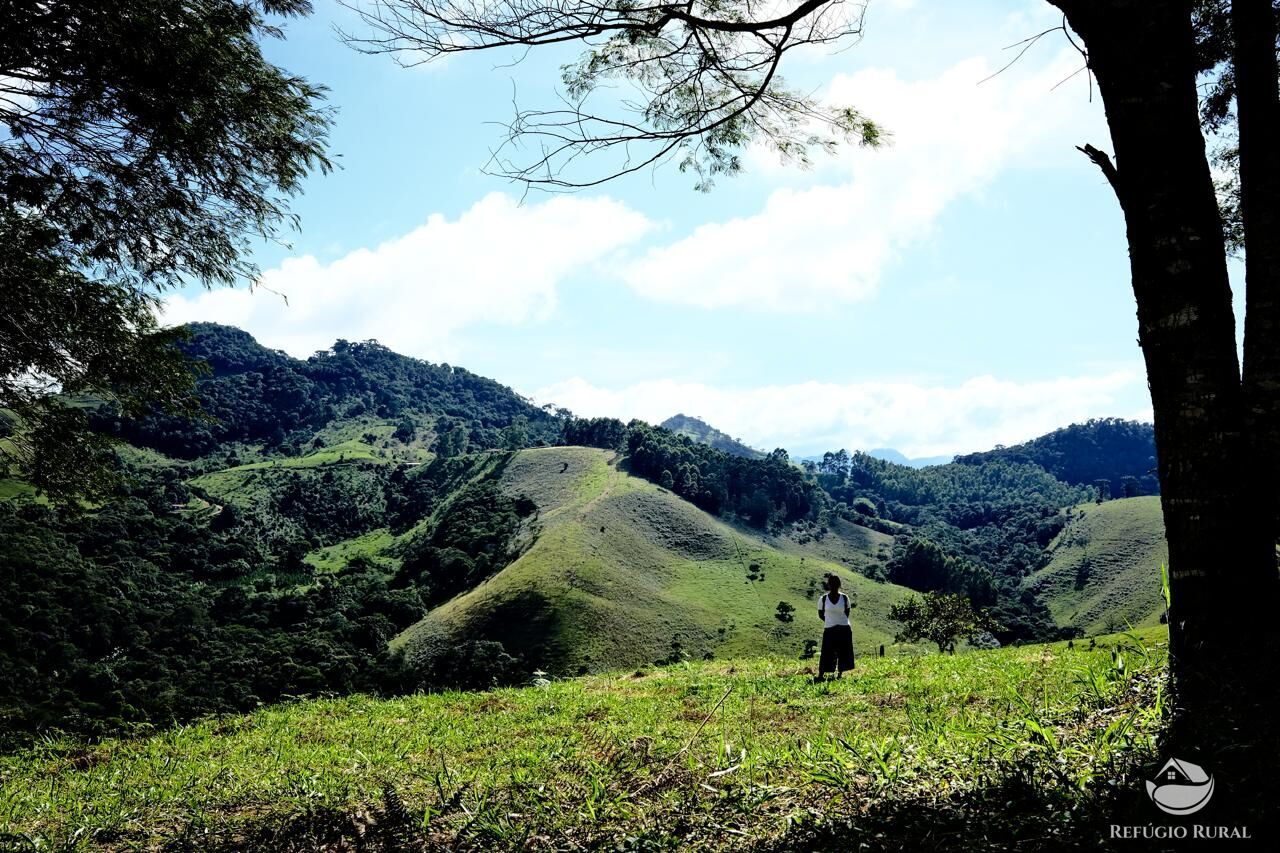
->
(343, 0, 884, 188)
(0, 0, 332, 499)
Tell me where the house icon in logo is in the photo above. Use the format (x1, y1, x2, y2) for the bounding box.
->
(1146, 758, 1214, 815)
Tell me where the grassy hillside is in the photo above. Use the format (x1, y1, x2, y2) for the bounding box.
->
(1022, 497, 1167, 634)
(771, 515, 895, 577)
(396, 447, 910, 675)
(0, 629, 1168, 851)
(304, 527, 398, 573)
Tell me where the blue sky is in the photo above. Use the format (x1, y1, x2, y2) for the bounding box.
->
(164, 0, 1176, 458)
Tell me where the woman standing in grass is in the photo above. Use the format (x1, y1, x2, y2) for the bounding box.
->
(817, 574, 855, 680)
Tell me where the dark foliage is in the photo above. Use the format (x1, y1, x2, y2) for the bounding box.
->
(394, 478, 538, 607)
(0, 495, 421, 739)
(0, 451, 540, 738)
(953, 419, 1159, 498)
(886, 538, 996, 605)
(1, 1, 331, 500)
(92, 324, 561, 458)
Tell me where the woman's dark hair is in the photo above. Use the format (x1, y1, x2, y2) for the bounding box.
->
(826, 574, 841, 591)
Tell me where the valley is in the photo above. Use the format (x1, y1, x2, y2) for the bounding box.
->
(395, 446, 911, 675)
(0, 325, 1183, 850)
(0, 324, 1169, 730)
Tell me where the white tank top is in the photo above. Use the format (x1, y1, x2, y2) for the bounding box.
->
(819, 592, 850, 628)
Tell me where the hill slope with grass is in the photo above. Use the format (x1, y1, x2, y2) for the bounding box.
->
(0, 629, 1168, 851)
(395, 447, 909, 675)
(1021, 497, 1168, 634)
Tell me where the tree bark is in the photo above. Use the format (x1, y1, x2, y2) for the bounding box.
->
(1049, 0, 1278, 693)
(1236, 0, 1280, 546)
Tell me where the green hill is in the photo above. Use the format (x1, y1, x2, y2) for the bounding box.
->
(953, 418, 1158, 498)
(0, 323, 1178, 739)
(0, 629, 1167, 851)
(1022, 496, 1168, 634)
(660, 413, 766, 459)
(395, 447, 909, 675)
(94, 322, 560, 459)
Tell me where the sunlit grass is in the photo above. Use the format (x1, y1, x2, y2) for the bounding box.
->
(1024, 498, 1167, 633)
(400, 448, 915, 673)
(0, 628, 1167, 850)
(304, 528, 398, 573)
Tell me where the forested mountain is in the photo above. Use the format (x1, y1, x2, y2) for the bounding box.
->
(660, 414, 766, 459)
(90, 323, 561, 459)
(801, 449, 1092, 641)
(0, 326, 1167, 739)
(952, 419, 1158, 498)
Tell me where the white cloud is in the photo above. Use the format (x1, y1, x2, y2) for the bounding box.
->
(162, 192, 652, 360)
(621, 49, 1107, 310)
(535, 369, 1148, 458)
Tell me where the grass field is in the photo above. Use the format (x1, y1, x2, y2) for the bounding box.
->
(1023, 498, 1167, 635)
(769, 515, 895, 579)
(190, 455, 393, 513)
(0, 478, 39, 502)
(303, 527, 399, 573)
(399, 448, 935, 676)
(0, 628, 1168, 851)
(189, 428, 436, 513)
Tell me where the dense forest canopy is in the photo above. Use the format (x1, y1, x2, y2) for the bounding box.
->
(91, 323, 562, 459)
(954, 419, 1159, 498)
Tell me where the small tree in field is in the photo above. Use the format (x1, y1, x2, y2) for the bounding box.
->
(775, 601, 796, 622)
(889, 593, 1000, 655)
(1121, 475, 1141, 498)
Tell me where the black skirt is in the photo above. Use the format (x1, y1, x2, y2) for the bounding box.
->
(819, 625, 855, 674)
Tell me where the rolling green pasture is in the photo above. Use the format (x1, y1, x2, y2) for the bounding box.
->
(1023, 498, 1167, 634)
(401, 448, 939, 675)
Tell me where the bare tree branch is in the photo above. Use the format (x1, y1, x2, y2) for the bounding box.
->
(340, 0, 882, 189)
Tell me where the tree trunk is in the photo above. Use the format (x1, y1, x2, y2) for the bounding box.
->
(1236, 0, 1280, 545)
(1048, 2, 1280, 831)
(1049, 0, 1277, 691)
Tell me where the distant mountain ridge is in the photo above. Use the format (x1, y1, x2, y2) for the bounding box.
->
(660, 414, 765, 459)
(866, 448, 953, 468)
